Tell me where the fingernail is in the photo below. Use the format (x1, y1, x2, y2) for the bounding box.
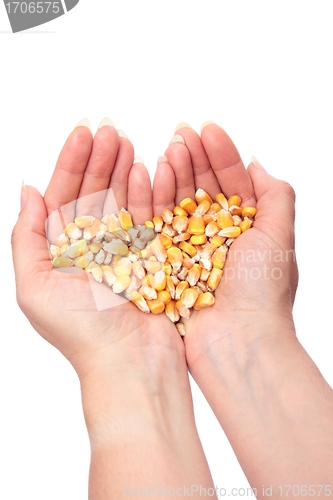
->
(117, 129, 128, 138)
(201, 120, 215, 131)
(133, 155, 144, 164)
(98, 117, 114, 129)
(251, 156, 267, 172)
(174, 122, 192, 133)
(75, 118, 91, 129)
(20, 181, 27, 211)
(157, 155, 168, 165)
(169, 134, 185, 145)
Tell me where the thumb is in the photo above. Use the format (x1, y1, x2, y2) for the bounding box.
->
(12, 184, 51, 292)
(248, 158, 296, 248)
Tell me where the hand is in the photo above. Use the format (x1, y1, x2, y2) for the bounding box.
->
(153, 122, 298, 371)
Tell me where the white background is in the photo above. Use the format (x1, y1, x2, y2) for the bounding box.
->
(1, 1, 333, 498)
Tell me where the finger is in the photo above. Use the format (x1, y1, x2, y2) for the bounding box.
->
(44, 120, 93, 219)
(153, 156, 176, 215)
(76, 119, 119, 218)
(201, 122, 256, 206)
(174, 123, 220, 197)
(12, 185, 51, 296)
(248, 159, 296, 247)
(105, 132, 134, 213)
(127, 161, 153, 225)
(164, 135, 195, 205)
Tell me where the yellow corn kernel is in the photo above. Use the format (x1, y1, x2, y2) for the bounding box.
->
(218, 226, 241, 238)
(207, 267, 223, 292)
(180, 288, 199, 308)
(190, 234, 207, 246)
(162, 262, 172, 275)
(167, 247, 183, 272)
(118, 208, 133, 230)
(216, 209, 234, 229)
(160, 233, 173, 249)
(114, 257, 132, 276)
(200, 268, 210, 282)
(242, 206, 257, 218)
(240, 219, 252, 232)
(229, 205, 243, 216)
(175, 280, 189, 300)
(173, 232, 191, 243)
(161, 208, 174, 224)
(139, 285, 158, 300)
(157, 290, 171, 304)
(176, 300, 191, 319)
(211, 246, 227, 269)
(209, 235, 226, 247)
(74, 215, 95, 228)
(143, 259, 162, 274)
(153, 215, 163, 232)
(182, 257, 194, 270)
(215, 193, 229, 210)
(187, 263, 201, 286)
(179, 197, 198, 215)
(147, 298, 165, 314)
(195, 188, 213, 205)
(176, 322, 186, 336)
(205, 221, 220, 237)
(52, 256, 73, 268)
(188, 215, 205, 235)
(144, 220, 154, 229)
(208, 202, 223, 214)
(166, 276, 176, 299)
(193, 292, 215, 310)
(162, 224, 177, 237)
(195, 200, 211, 215)
(173, 205, 188, 217)
(150, 235, 167, 262)
(228, 195, 242, 207)
(112, 274, 131, 293)
(202, 214, 216, 225)
(131, 291, 150, 313)
(140, 246, 153, 259)
(152, 270, 167, 291)
(141, 274, 154, 287)
(179, 241, 197, 257)
(172, 216, 189, 233)
(165, 300, 180, 322)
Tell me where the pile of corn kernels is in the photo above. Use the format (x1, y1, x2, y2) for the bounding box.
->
(50, 188, 256, 336)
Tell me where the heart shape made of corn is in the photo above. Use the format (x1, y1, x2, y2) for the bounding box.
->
(50, 188, 256, 336)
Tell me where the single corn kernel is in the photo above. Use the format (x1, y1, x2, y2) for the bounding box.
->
(89, 242, 103, 254)
(200, 243, 217, 259)
(216, 209, 234, 229)
(113, 274, 131, 293)
(232, 215, 242, 226)
(203, 214, 216, 225)
(200, 268, 210, 281)
(91, 266, 104, 283)
(95, 249, 106, 265)
(160, 233, 173, 249)
(101, 265, 117, 286)
(104, 214, 121, 233)
(187, 263, 201, 286)
(162, 262, 172, 275)
(172, 216, 189, 233)
(215, 193, 229, 210)
(54, 233, 69, 247)
(74, 215, 95, 228)
(103, 239, 129, 255)
(207, 267, 223, 292)
(83, 225, 99, 241)
(131, 291, 150, 313)
(177, 267, 188, 281)
(157, 290, 171, 304)
(209, 235, 226, 247)
(139, 285, 158, 300)
(205, 221, 220, 237)
(162, 224, 177, 237)
(176, 300, 191, 319)
(147, 298, 165, 314)
(141, 274, 154, 287)
(179, 197, 198, 215)
(242, 206, 257, 218)
(161, 208, 174, 224)
(190, 234, 207, 246)
(64, 222, 82, 240)
(165, 300, 180, 322)
(179, 241, 197, 258)
(208, 202, 223, 214)
(193, 292, 215, 310)
(167, 247, 183, 272)
(74, 251, 94, 269)
(150, 235, 168, 262)
(195, 200, 211, 215)
(173, 232, 191, 243)
(52, 256, 73, 268)
(49, 245, 61, 259)
(152, 270, 167, 291)
(218, 226, 241, 238)
(228, 195, 242, 207)
(211, 246, 227, 269)
(114, 257, 132, 276)
(229, 205, 243, 216)
(143, 259, 162, 274)
(118, 208, 133, 229)
(173, 205, 188, 217)
(195, 188, 213, 205)
(153, 216, 163, 232)
(180, 288, 199, 308)
(240, 219, 252, 232)
(144, 220, 154, 229)
(175, 280, 189, 300)
(188, 215, 205, 235)
(176, 322, 186, 337)
(166, 276, 176, 299)
(132, 261, 146, 279)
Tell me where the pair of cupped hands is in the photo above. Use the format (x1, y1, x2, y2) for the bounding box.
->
(12, 118, 297, 399)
